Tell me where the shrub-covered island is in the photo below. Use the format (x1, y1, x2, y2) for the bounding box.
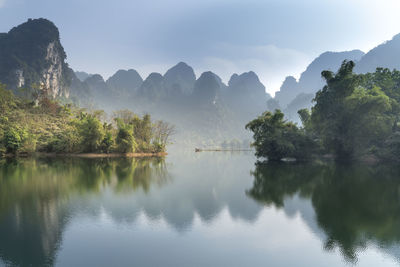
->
(247, 61, 400, 162)
(0, 83, 174, 156)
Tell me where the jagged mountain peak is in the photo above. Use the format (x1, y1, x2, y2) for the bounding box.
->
(85, 74, 105, 83)
(109, 69, 142, 79)
(167, 62, 193, 71)
(145, 72, 163, 81)
(137, 72, 165, 99)
(0, 18, 70, 98)
(106, 69, 143, 95)
(274, 76, 300, 108)
(193, 71, 221, 104)
(196, 71, 220, 86)
(8, 18, 61, 43)
(229, 71, 262, 87)
(164, 62, 196, 95)
(228, 71, 269, 100)
(75, 71, 92, 82)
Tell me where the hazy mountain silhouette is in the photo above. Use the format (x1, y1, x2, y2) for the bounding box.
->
(272, 33, 400, 123)
(274, 50, 365, 110)
(106, 69, 143, 97)
(5, 18, 400, 145)
(84, 74, 111, 104)
(75, 71, 92, 82)
(193, 71, 221, 105)
(225, 71, 271, 123)
(163, 62, 196, 96)
(274, 76, 299, 108)
(137, 72, 165, 100)
(355, 33, 400, 73)
(283, 93, 314, 123)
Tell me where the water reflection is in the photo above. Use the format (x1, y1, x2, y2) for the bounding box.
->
(248, 162, 400, 262)
(1, 154, 400, 266)
(0, 157, 170, 267)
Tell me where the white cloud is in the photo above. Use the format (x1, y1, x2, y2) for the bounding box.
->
(198, 44, 313, 96)
(0, 0, 5, 8)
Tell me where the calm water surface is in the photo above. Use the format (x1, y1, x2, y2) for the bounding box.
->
(1, 151, 400, 266)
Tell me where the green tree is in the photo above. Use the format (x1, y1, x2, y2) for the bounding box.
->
(311, 61, 358, 160)
(100, 131, 114, 153)
(3, 126, 27, 154)
(76, 113, 105, 152)
(311, 61, 393, 160)
(116, 119, 137, 153)
(132, 114, 153, 152)
(246, 110, 317, 161)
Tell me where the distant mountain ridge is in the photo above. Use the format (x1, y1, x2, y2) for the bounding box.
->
(272, 33, 400, 123)
(355, 33, 400, 73)
(274, 50, 365, 110)
(2, 18, 400, 144)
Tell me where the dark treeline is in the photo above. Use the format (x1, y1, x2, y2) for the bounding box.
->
(247, 61, 400, 161)
(0, 83, 174, 156)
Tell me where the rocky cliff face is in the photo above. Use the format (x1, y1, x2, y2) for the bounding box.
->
(0, 18, 71, 98)
(42, 41, 68, 98)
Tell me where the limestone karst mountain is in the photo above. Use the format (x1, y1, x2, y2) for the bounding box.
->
(225, 71, 271, 122)
(355, 33, 400, 73)
(137, 72, 165, 100)
(272, 34, 400, 123)
(274, 50, 365, 110)
(75, 71, 92, 82)
(274, 76, 299, 108)
(0, 18, 73, 98)
(193, 71, 221, 105)
(163, 62, 196, 96)
(106, 69, 143, 97)
(4, 18, 400, 144)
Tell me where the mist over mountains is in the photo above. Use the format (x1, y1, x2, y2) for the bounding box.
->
(78, 62, 270, 146)
(1, 18, 400, 146)
(273, 34, 400, 123)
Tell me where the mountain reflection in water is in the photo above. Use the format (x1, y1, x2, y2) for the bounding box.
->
(0, 153, 400, 266)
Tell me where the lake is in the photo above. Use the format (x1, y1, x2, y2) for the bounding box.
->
(0, 151, 400, 266)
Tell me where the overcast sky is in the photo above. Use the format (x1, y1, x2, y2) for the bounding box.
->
(1, 0, 400, 95)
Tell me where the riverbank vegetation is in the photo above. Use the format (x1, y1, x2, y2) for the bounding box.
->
(247, 61, 400, 161)
(0, 83, 174, 156)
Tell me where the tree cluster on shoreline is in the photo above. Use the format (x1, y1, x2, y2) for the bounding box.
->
(0, 83, 174, 156)
(247, 61, 400, 161)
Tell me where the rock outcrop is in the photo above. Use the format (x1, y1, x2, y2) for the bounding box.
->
(0, 18, 72, 98)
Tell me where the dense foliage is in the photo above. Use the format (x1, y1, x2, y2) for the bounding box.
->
(245, 110, 317, 160)
(247, 61, 400, 161)
(0, 83, 174, 156)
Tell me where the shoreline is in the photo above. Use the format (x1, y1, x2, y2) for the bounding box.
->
(2, 152, 168, 158)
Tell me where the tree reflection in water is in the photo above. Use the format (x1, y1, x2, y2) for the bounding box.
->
(2, 155, 400, 266)
(0, 157, 170, 267)
(248, 161, 400, 262)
